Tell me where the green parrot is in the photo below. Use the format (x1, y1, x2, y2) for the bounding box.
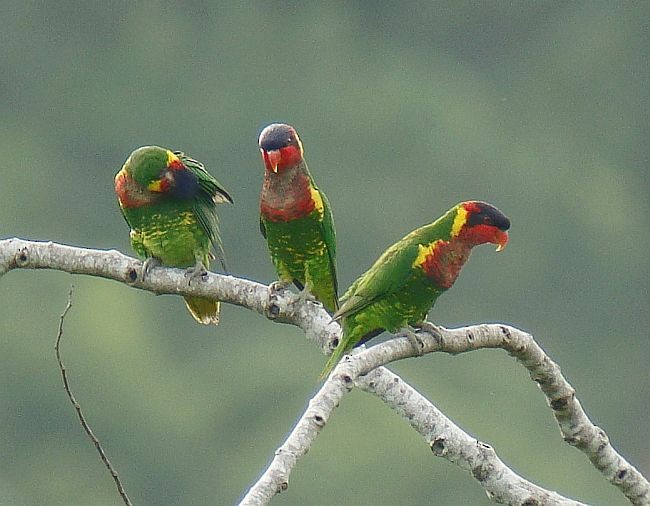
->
(258, 123, 339, 313)
(321, 201, 510, 377)
(114, 146, 233, 325)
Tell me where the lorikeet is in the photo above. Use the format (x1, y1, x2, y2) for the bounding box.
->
(114, 146, 233, 325)
(258, 123, 339, 313)
(321, 201, 510, 377)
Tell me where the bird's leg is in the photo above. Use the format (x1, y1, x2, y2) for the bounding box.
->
(269, 280, 290, 294)
(141, 257, 161, 282)
(413, 322, 444, 346)
(185, 260, 208, 286)
(297, 284, 317, 305)
(398, 325, 426, 356)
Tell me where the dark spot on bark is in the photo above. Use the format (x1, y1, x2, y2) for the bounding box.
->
(522, 499, 540, 506)
(267, 303, 280, 318)
(15, 248, 29, 266)
(550, 395, 572, 410)
(127, 268, 138, 282)
(467, 331, 474, 342)
(279, 481, 288, 492)
(617, 469, 627, 480)
(342, 374, 352, 385)
(471, 464, 489, 482)
(330, 337, 339, 348)
(430, 437, 446, 455)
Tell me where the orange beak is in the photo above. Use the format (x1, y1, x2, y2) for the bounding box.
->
(494, 230, 509, 252)
(263, 149, 282, 173)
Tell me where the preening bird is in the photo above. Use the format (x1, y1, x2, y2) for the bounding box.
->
(258, 123, 339, 313)
(321, 201, 510, 377)
(114, 146, 233, 325)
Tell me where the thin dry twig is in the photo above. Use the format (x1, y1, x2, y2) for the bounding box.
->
(55, 286, 133, 506)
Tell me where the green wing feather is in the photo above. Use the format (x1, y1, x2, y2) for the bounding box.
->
(316, 186, 339, 307)
(175, 152, 233, 270)
(333, 241, 418, 321)
(259, 215, 267, 239)
(334, 215, 456, 321)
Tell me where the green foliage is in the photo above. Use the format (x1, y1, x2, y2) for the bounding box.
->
(0, 2, 648, 504)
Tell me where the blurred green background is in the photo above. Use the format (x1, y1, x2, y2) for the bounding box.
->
(1, 1, 648, 504)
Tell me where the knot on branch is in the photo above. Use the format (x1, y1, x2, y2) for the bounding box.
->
(615, 468, 628, 482)
(266, 292, 282, 320)
(430, 436, 448, 456)
(15, 247, 30, 267)
(327, 336, 339, 354)
(549, 392, 575, 412)
(125, 267, 139, 284)
(312, 413, 326, 428)
(471, 462, 492, 483)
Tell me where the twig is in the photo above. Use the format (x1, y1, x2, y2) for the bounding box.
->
(55, 286, 133, 506)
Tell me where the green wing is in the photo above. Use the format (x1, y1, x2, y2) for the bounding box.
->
(333, 240, 419, 321)
(316, 186, 339, 304)
(259, 215, 267, 239)
(175, 152, 233, 269)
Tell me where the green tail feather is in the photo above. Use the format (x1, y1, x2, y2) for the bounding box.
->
(184, 296, 220, 325)
(320, 339, 350, 379)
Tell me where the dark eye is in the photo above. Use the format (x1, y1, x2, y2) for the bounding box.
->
(482, 215, 493, 225)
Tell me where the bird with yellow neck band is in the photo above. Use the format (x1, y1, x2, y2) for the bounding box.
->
(321, 201, 510, 377)
(258, 123, 339, 314)
(115, 145, 233, 325)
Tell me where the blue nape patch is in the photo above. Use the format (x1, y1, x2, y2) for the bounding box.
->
(170, 168, 199, 199)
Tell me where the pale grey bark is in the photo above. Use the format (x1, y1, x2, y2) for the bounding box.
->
(240, 351, 588, 506)
(1, 238, 648, 505)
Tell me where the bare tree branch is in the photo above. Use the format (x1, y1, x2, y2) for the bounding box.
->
(54, 286, 133, 506)
(1, 238, 648, 505)
(343, 324, 650, 506)
(240, 347, 588, 506)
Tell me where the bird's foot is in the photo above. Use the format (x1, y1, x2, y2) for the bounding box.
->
(266, 280, 290, 320)
(415, 322, 443, 340)
(269, 280, 290, 295)
(296, 285, 317, 306)
(413, 322, 444, 347)
(399, 326, 425, 356)
(185, 262, 208, 286)
(141, 257, 161, 282)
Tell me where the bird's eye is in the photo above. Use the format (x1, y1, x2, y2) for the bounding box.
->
(482, 215, 493, 225)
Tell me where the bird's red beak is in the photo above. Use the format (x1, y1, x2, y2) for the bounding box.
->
(262, 149, 282, 173)
(494, 230, 509, 252)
